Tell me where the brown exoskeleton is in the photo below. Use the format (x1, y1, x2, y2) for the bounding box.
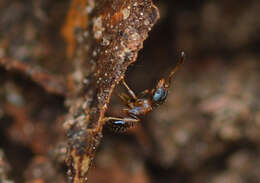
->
(103, 51, 185, 133)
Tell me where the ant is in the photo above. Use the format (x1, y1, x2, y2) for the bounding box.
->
(103, 51, 185, 133)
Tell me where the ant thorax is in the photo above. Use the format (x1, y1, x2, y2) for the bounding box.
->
(128, 98, 153, 117)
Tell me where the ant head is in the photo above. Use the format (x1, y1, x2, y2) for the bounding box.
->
(152, 51, 185, 106)
(152, 78, 168, 105)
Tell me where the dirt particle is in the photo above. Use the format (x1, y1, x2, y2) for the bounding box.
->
(122, 8, 130, 20)
(86, 0, 95, 13)
(93, 16, 104, 40)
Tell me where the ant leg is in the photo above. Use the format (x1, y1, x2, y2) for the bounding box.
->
(137, 89, 150, 98)
(103, 117, 140, 123)
(167, 51, 185, 86)
(116, 92, 131, 105)
(115, 91, 135, 109)
(121, 79, 137, 100)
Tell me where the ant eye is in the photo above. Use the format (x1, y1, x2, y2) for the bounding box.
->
(153, 88, 167, 103)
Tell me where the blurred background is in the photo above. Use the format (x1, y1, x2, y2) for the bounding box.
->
(1, 0, 260, 183)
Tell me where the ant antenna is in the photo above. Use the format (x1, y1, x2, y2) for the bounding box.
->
(167, 51, 185, 86)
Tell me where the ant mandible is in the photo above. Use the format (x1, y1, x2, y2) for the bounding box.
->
(103, 51, 185, 133)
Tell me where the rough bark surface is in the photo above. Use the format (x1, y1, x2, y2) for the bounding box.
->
(63, 0, 159, 182)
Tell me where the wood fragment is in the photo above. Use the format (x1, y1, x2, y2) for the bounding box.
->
(0, 57, 68, 96)
(63, 0, 160, 182)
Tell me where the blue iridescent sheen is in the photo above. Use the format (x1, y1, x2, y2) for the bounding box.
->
(129, 107, 140, 116)
(153, 88, 167, 102)
(113, 120, 126, 125)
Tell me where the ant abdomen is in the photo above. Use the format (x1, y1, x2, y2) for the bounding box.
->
(107, 120, 134, 133)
